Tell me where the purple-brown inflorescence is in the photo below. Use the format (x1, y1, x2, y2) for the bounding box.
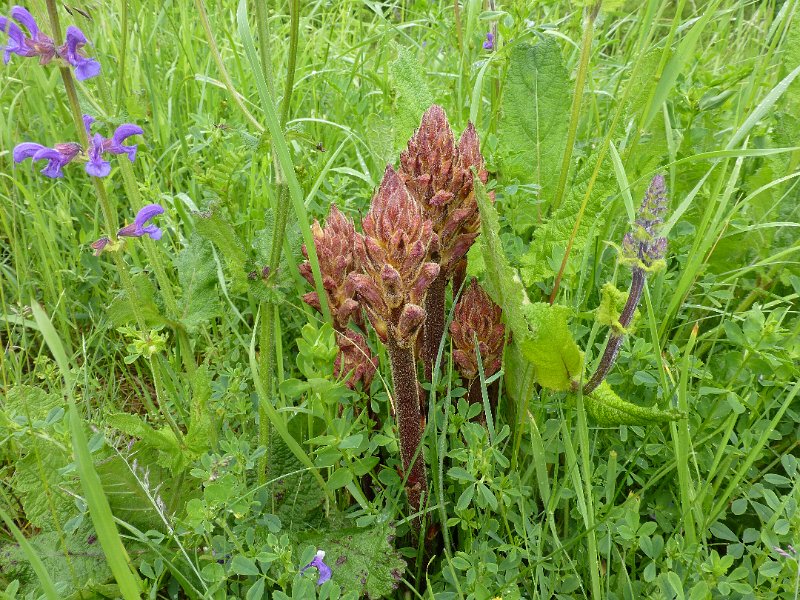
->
(399, 105, 489, 380)
(334, 330, 377, 392)
(348, 165, 440, 524)
(450, 279, 505, 412)
(584, 175, 669, 395)
(299, 204, 363, 332)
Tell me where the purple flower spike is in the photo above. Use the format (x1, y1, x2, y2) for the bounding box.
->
(300, 550, 332, 585)
(482, 31, 494, 50)
(62, 25, 100, 80)
(86, 133, 111, 177)
(9, 6, 55, 64)
(118, 204, 165, 240)
(107, 124, 144, 162)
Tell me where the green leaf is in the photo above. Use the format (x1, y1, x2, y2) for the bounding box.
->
(302, 521, 405, 599)
(106, 273, 168, 328)
(268, 434, 326, 529)
(497, 40, 570, 206)
(389, 44, 434, 152)
(107, 413, 185, 471)
(194, 206, 249, 292)
(583, 382, 684, 426)
(186, 365, 215, 454)
(474, 176, 530, 340)
(175, 234, 220, 333)
(518, 302, 583, 391)
(230, 555, 260, 576)
(519, 161, 616, 285)
(12, 438, 73, 530)
(0, 529, 112, 599)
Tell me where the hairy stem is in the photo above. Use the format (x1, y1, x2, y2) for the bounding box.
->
(422, 273, 446, 382)
(387, 339, 428, 527)
(583, 268, 645, 394)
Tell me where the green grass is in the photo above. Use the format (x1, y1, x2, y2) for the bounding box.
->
(1, 0, 799, 598)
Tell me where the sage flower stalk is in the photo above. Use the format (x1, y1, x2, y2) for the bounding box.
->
(583, 175, 668, 394)
(399, 105, 489, 379)
(349, 165, 440, 521)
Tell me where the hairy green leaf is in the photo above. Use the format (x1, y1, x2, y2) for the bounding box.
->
(194, 206, 249, 292)
(518, 302, 583, 391)
(175, 235, 220, 332)
(498, 40, 570, 206)
(389, 44, 434, 152)
(268, 434, 326, 529)
(519, 161, 616, 285)
(583, 381, 684, 426)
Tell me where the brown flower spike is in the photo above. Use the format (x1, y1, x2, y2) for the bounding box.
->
(399, 105, 489, 380)
(299, 204, 363, 332)
(334, 330, 377, 391)
(349, 165, 440, 521)
(450, 279, 505, 410)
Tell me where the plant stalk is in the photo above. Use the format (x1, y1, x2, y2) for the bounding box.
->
(583, 268, 644, 394)
(386, 339, 427, 527)
(422, 273, 446, 382)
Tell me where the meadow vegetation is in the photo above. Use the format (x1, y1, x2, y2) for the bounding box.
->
(1, 0, 799, 598)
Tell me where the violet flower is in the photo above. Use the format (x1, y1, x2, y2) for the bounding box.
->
(0, 6, 100, 79)
(13, 115, 143, 179)
(13, 141, 81, 178)
(117, 204, 164, 240)
(300, 550, 332, 585)
(482, 32, 494, 50)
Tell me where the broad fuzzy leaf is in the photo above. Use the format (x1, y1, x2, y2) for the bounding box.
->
(518, 302, 583, 391)
(301, 520, 405, 599)
(583, 381, 684, 426)
(389, 44, 434, 152)
(268, 434, 326, 529)
(175, 234, 220, 332)
(106, 273, 167, 327)
(498, 40, 570, 206)
(519, 161, 616, 285)
(12, 438, 73, 530)
(194, 206, 249, 292)
(106, 413, 185, 471)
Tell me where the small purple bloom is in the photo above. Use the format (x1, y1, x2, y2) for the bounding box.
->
(301, 550, 332, 585)
(106, 124, 144, 162)
(14, 141, 81, 178)
(61, 25, 100, 80)
(118, 204, 165, 240)
(86, 133, 111, 177)
(91, 236, 111, 256)
(0, 6, 99, 79)
(622, 174, 668, 269)
(482, 31, 494, 51)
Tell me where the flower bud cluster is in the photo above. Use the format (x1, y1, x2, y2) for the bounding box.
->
(622, 174, 668, 272)
(349, 166, 441, 349)
(450, 278, 505, 382)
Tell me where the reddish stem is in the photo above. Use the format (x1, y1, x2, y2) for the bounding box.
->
(422, 273, 447, 382)
(386, 338, 428, 526)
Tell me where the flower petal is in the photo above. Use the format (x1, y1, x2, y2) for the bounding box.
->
(86, 133, 110, 177)
(13, 142, 46, 162)
(133, 204, 164, 229)
(82, 114, 96, 136)
(107, 123, 143, 161)
(10, 6, 39, 36)
(140, 224, 162, 240)
(0, 17, 27, 64)
(73, 57, 100, 80)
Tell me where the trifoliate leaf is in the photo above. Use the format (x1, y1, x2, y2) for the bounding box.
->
(583, 381, 684, 426)
(498, 40, 570, 207)
(475, 177, 531, 340)
(518, 302, 583, 391)
(176, 234, 220, 333)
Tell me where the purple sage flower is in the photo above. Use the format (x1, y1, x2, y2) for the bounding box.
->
(117, 204, 165, 240)
(13, 115, 143, 179)
(300, 550, 332, 585)
(13, 141, 81, 178)
(62, 25, 100, 80)
(0, 6, 100, 79)
(482, 32, 494, 50)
